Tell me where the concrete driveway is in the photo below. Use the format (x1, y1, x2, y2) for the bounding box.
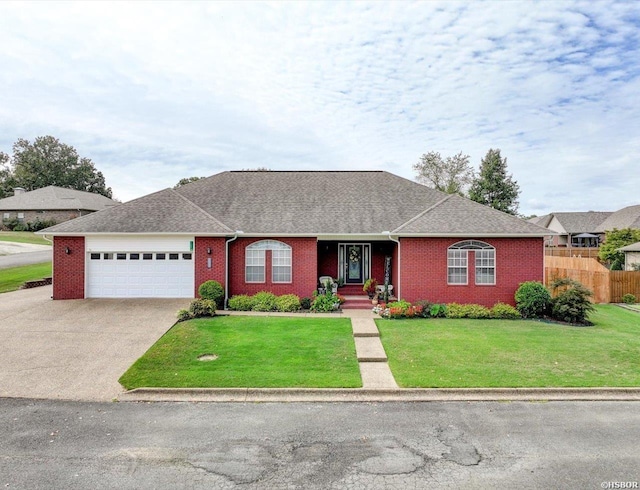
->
(0, 285, 189, 401)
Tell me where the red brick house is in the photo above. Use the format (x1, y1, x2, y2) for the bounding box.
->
(41, 171, 548, 306)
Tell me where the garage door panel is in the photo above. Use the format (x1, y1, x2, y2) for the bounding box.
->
(87, 250, 194, 298)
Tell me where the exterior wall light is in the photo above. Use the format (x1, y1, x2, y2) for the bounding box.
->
(65, 247, 71, 255)
(207, 247, 212, 255)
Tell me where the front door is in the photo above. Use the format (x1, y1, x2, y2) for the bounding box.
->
(346, 244, 363, 283)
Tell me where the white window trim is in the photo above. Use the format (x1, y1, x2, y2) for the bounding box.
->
(474, 249, 496, 286)
(448, 240, 496, 286)
(245, 248, 266, 283)
(245, 240, 292, 284)
(447, 249, 468, 285)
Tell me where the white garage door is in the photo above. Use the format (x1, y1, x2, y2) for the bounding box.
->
(87, 251, 194, 298)
(85, 236, 195, 298)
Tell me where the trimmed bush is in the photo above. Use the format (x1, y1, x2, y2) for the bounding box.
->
(198, 280, 225, 309)
(622, 293, 637, 304)
(515, 281, 551, 318)
(275, 294, 301, 312)
(445, 303, 491, 319)
(310, 293, 339, 312)
(300, 297, 312, 310)
(176, 308, 192, 322)
(188, 299, 216, 318)
(490, 302, 521, 319)
(228, 294, 255, 311)
(252, 291, 278, 312)
(550, 278, 595, 324)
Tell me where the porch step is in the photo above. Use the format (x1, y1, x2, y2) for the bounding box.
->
(342, 295, 375, 310)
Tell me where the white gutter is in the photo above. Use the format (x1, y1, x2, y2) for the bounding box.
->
(224, 231, 243, 309)
(384, 232, 401, 300)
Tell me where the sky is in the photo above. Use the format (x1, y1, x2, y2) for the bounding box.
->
(0, 1, 639, 216)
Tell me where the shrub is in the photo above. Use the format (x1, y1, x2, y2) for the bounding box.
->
(336, 294, 346, 305)
(300, 297, 312, 310)
(311, 293, 339, 312)
(514, 281, 551, 318)
(490, 302, 521, 319)
(429, 303, 447, 318)
(549, 278, 595, 324)
(176, 308, 192, 322)
(445, 303, 491, 319)
(622, 293, 637, 304)
(198, 280, 225, 309)
(252, 291, 278, 311)
(275, 294, 301, 312)
(228, 294, 255, 311)
(188, 299, 216, 318)
(413, 300, 433, 318)
(27, 218, 57, 232)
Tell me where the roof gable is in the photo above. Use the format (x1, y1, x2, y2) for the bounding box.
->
(43, 188, 232, 234)
(545, 211, 612, 234)
(393, 194, 549, 235)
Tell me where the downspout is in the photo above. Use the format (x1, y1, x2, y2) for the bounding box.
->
(224, 232, 242, 309)
(384, 232, 401, 300)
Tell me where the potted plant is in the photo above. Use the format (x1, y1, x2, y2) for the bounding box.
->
(363, 278, 378, 299)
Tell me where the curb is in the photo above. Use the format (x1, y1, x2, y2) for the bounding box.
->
(118, 387, 640, 403)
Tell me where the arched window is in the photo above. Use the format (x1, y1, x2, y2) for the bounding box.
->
(245, 240, 292, 283)
(447, 240, 495, 285)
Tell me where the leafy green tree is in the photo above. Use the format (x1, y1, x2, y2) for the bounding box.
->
(173, 176, 204, 188)
(8, 136, 112, 198)
(598, 228, 640, 268)
(468, 148, 520, 215)
(413, 151, 474, 195)
(0, 151, 16, 199)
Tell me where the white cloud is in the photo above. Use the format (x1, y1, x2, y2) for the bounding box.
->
(0, 0, 639, 215)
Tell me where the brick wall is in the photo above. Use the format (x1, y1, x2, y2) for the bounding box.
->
(53, 236, 85, 299)
(400, 237, 544, 306)
(194, 237, 227, 296)
(229, 237, 318, 298)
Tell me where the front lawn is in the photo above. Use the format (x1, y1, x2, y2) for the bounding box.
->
(378, 305, 640, 388)
(0, 231, 51, 246)
(0, 262, 52, 293)
(119, 316, 361, 389)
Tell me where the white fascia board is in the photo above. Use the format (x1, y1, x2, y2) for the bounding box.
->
(393, 233, 552, 238)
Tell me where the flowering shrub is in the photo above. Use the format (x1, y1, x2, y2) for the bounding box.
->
(374, 299, 520, 320)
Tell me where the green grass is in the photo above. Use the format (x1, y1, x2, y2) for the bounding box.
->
(0, 231, 51, 246)
(119, 316, 362, 389)
(377, 305, 640, 388)
(0, 262, 52, 293)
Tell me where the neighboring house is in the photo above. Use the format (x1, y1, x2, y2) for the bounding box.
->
(530, 212, 612, 247)
(618, 241, 640, 271)
(40, 171, 549, 306)
(0, 186, 117, 228)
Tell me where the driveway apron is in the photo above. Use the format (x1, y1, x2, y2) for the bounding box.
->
(0, 286, 188, 401)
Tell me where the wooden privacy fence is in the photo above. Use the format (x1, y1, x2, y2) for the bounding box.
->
(545, 256, 640, 303)
(545, 247, 600, 259)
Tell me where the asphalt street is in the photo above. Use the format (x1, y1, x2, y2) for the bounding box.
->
(0, 250, 51, 269)
(1, 399, 638, 489)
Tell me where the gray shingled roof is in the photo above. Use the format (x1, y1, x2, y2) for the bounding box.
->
(546, 211, 612, 234)
(595, 205, 640, 233)
(393, 194, 547, 235)
(618, 241, 640, 252)
(0, 185, 117, 211)
(43, 171, 549, 236)
(44, 188, 232, 234)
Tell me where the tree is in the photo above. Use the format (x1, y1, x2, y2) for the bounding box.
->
(174, 176, 204, 189)
(598, 228, 640, 269)
(7, 136, 112, 198)
(468, 148, 520, 215)
(0, 151, 15, 199)
(412, 151, 474, 195)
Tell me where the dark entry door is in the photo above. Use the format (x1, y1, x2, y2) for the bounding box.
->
(346, 244, 363, 283)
